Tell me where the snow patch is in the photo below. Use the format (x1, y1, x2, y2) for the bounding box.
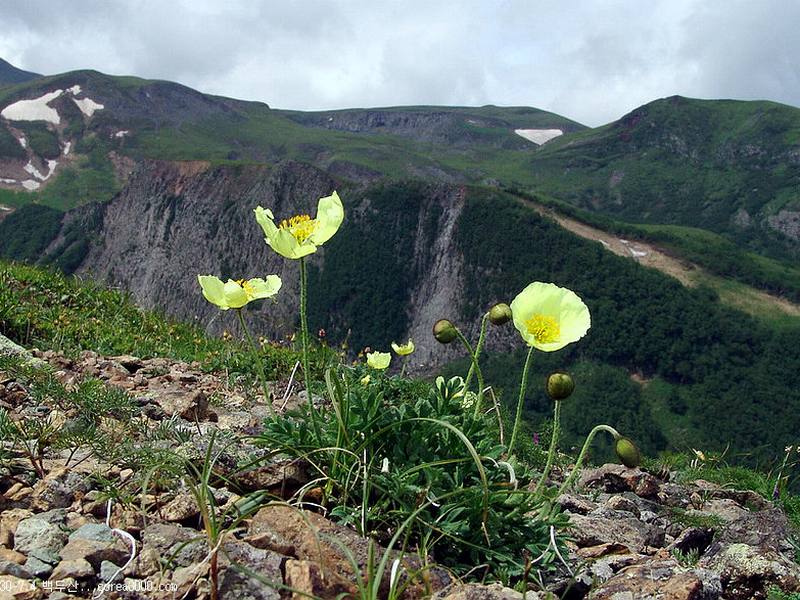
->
(67, 85, 82, 95)
(1, 90, 64, 124)
(63, 142, 71, 156)
(114, 130, 130, 138)
(514, 128, 563, 145)
(0, 205, 12, 211)
(22, 180, 40, 190)
(619, 239, 648, 258)
(0, 178, 17, 184)
(73, 97, 104, 117)
(18, 136, 27, 148)
(24, 160, 58, 181)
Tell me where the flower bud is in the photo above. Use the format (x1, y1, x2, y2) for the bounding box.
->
(488, 303, 512, 325)
(615, 437, 641, 468)
(433, 319, 457, 344)
(546, 372, 575, 400)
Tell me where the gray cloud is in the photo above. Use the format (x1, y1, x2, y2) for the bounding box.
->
(1, 0, 798, 126)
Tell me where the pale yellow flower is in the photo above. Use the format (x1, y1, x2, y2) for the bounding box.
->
(254, 192, 344, 259)
(198, 275, 282, 310)
(366, 351, 391, 370)
(391, 339, 415, 356)
(510, 282, 590, 351)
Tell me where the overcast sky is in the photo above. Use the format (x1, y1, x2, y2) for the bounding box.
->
(1, 0, 799, 127)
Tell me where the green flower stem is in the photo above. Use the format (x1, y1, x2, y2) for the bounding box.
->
(453, 326, 486, 417)
(508, 346, 535, 454)
(299, 257, 322, 441)
(400, 356, 408, 378)
(235, 309, 274, 416)
(557, 424, 621, 495)
(534, 399, 561, 496)
(464, 312, 489, 390)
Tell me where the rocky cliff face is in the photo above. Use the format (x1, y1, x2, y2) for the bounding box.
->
(48, 160, 479, 369)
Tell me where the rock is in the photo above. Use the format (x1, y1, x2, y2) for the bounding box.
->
(154, 388, 209, 421)
(669, 527, 715, 556)
(580, 464, 660, 498)
(714, 507, 794, 551)
(556, 493, 598, 515)
(687, 499, 750, 523)
(141, 523, 207, 568)
(0, 548, 26, 565)
(587, 559, 721, 600)
(21, 555, 52, 579)
(432, 583, 535, 599)
(284, 559, 352, 600)
(161, 493, 199, 522)
(13, 518, 67, 555)
(700, 543, 800, 599)
(123, 545, 161, 578)
(99, 560, 122, 582)
(233, 458, 311, 494)
(250, 505, 451, 597)
(217, 541, 283, 600)
(0, 509, 33, 547)
(50, 558, 95, 580)
(59, 535, 130, 569)
(0, 559, 32, 579)
(605, 495, 641, 517)
(568, 512, 665, 551)
(30, 468, 89, 510)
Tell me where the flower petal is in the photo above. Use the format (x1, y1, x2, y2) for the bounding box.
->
(309, 191, 344, 246)
(246, 275, 283, 300)
(198, 275, 229, 309)
(366, 351, 391, 370)
(223, 279, 249, 309)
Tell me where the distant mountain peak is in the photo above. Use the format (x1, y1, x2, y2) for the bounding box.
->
(0, 58, 42, 85)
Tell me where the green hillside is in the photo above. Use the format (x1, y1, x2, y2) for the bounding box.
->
(526, 96, 800, 262)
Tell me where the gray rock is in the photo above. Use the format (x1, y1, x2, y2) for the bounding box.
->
(22, 555, 52, 579)
(217, 541, 283, 600)
(700, 543, 800, 599)
(568, 512, 665, 551)
(0, 559, 33, 579)
(69, 523, 115, 543)
(99, 560, 123, 583)
(13, 518, 68, 554)
(432, 583, 535, 599)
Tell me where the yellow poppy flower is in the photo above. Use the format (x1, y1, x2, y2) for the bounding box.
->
(254, 191, 344, 260)
(197, 275, 282, 310)
(509, 282, 590, 351)
(391, 339, 415, 356)
(366, 351, 391, 370)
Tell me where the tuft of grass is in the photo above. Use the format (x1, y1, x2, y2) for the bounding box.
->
(0, 259, 298, 379)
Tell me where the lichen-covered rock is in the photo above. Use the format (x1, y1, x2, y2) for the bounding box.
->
(700, 543, 800, 600)
(587, 559, 721, 600)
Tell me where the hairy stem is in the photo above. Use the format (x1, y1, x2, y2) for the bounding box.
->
(558, 424, 621, 495)
(453, 326, 486, 417)
(236, 309, 274, 416)
(508, 346, 535, 454)
(534, 400, 561, 495)
(299, 258, 322, 441)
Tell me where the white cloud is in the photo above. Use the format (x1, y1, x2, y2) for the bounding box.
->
(1, 0, 799, 126)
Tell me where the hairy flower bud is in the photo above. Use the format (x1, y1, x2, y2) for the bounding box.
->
(433, 319, 457, 344)
(546, 372, 575, 400)
(488, 303, 512, 325)
(615, 437, 642, 468)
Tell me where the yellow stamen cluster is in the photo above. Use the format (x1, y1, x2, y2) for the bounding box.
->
(525, 314, 560, 344)
(234, 279, 254, 295)
(279, 214, 317, 243)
